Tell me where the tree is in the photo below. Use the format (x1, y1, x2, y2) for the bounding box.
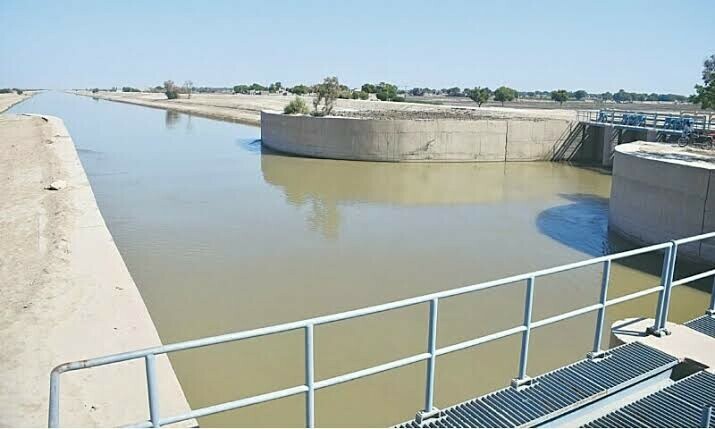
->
(233, 85, 249, 94)
(91, 88, 99, 93)
(375, 82, 398, 101)
(361, 83, 377, 94)
(164, 80, 178, 99)
(446, 87, 462, 97)
(184, 80, 193, 99)
(467, 87, 491, 107)
(312, 76, 339, 116)
(573, 90, 588, 101)
(290, 84, 309, 95)
(692, 54, 715, 109)
(493, 86, 517, 106)
(550, 89, 569, 105)
(613, 89, 630, 103)
(269, 81, 283, 92)
(601, 92, 613, 101)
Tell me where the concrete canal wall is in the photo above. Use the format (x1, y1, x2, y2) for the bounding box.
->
(0, 114, 192, 426)
(609, 142, 715, 264)
(261, 111, 576, 162)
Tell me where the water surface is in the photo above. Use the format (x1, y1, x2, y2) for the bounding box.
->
(10, 92, 711, 427)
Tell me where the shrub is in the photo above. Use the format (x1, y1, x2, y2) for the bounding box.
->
(15, 89, 23, 95)
(392, 96, 405, 102)
(164, 80, 179, 99)
(165, 90, 179, 100)
(312, 76, 339, 116)
(357, 91, 368, 100)
(284, 97, 309, 114)
(91, 88, 99, 93)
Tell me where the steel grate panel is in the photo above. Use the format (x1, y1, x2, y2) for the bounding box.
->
(685, 315, 715, 338)
(398, 342, 678, 428)
(583, 371, 715, 428)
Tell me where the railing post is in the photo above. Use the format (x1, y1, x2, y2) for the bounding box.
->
(424, 299, 439, 413)
(48, 369, 61, 427)
(651, 242, 677, 336)
(512, 277, 535, 388)
(416, 299, 440, 423)
(305, 325, 315, 428)
(145, 354, 161, 428)
(708, 276, 715, 316)
(589, 260, 611, 358)
(702, 406, 713, 428)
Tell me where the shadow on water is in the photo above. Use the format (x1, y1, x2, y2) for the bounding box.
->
(536, 193, 612, 257)
(537, 193, 714, 293)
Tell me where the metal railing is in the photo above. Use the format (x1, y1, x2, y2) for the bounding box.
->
(48, 232, 715, 428)
(577, 109, 713, 134)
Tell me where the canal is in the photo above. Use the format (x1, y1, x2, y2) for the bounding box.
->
(9, 92, 711, 427)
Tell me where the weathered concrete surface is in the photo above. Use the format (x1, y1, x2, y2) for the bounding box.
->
(0, 114, 193, 426)
(609, 142, 715, 263)
(0, 91, 35, 113)
(611, 318, 715, 373)
(261, 111, 574, 162)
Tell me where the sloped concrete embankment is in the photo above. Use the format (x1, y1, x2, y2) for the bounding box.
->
(260, 111, 576, 162)
(0, 114, 192, 426)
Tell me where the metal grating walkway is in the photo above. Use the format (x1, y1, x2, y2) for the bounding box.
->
(685, 315, 715, 338)
(583, 370, 715, 428)
(398, 342, 678, 428)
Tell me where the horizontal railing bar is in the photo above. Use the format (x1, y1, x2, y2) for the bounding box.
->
(672, 268, 715, 286)
(315, 353, 430, 390)
(605, 285, 664, 307)
(155, 385, 308, 427)
(436, 325, 526, 356)
(673, 232, 715, 245)
(531, 304, 602, 329)
(51, 243, 672, 374)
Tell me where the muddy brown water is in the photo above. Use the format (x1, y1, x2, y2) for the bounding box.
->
(10, 92, 712, 427)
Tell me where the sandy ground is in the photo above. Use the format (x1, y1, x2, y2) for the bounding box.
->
(72, 90, 578, 125)
(0, 91, 35, 112)
(0, 114, 193, 427)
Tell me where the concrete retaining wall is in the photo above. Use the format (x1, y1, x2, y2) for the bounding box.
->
(261, 111, 575, 162)
(609, 142, 715, 263)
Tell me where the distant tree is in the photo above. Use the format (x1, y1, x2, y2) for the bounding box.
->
(361, 83, 377, 94)
(283, 96, 309, 114)
(15, 89, 23, 95)
(184, 80, 193, 99)
(91, 88, 99, 93)
(446, 87, 462, 97)
(233, 85, 249, 94)
(692, 54, 715, 109)
(601, 92, 613, 101)
(249, 83, 267, 92)
(573, 90, 588, 100)
(312, 76, 340, 116)
(613, 89, 630, 103)
(550, 89, 569, 105)
(409, 87, 426, 96)
(0, 88, 11, 94)
(122, 86, 140, 92)
(356, 90, 368, 100)
(268, 81, 283, 92)
(290, 84, 309, 95)
(375, 82, 398, 101)
(493, 86, 517, 106)
(467, 87, 491, 107)
(164, 80, 179, 100)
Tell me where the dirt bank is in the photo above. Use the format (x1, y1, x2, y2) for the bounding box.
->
(0, 91, 36, 112)
(0, 114, 192, 426)
(71, 90, 577, 125)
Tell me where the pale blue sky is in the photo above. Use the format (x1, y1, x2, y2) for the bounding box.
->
(2, 0, 713, 94)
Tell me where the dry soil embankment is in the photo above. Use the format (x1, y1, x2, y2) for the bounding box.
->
(0, 113, 192, 426)
(0, 91, 36, 112)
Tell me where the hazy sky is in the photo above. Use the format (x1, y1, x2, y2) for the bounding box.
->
(2, 0, 713, 94)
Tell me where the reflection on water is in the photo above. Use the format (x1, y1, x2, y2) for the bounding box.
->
(8, 92, 712, 428)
